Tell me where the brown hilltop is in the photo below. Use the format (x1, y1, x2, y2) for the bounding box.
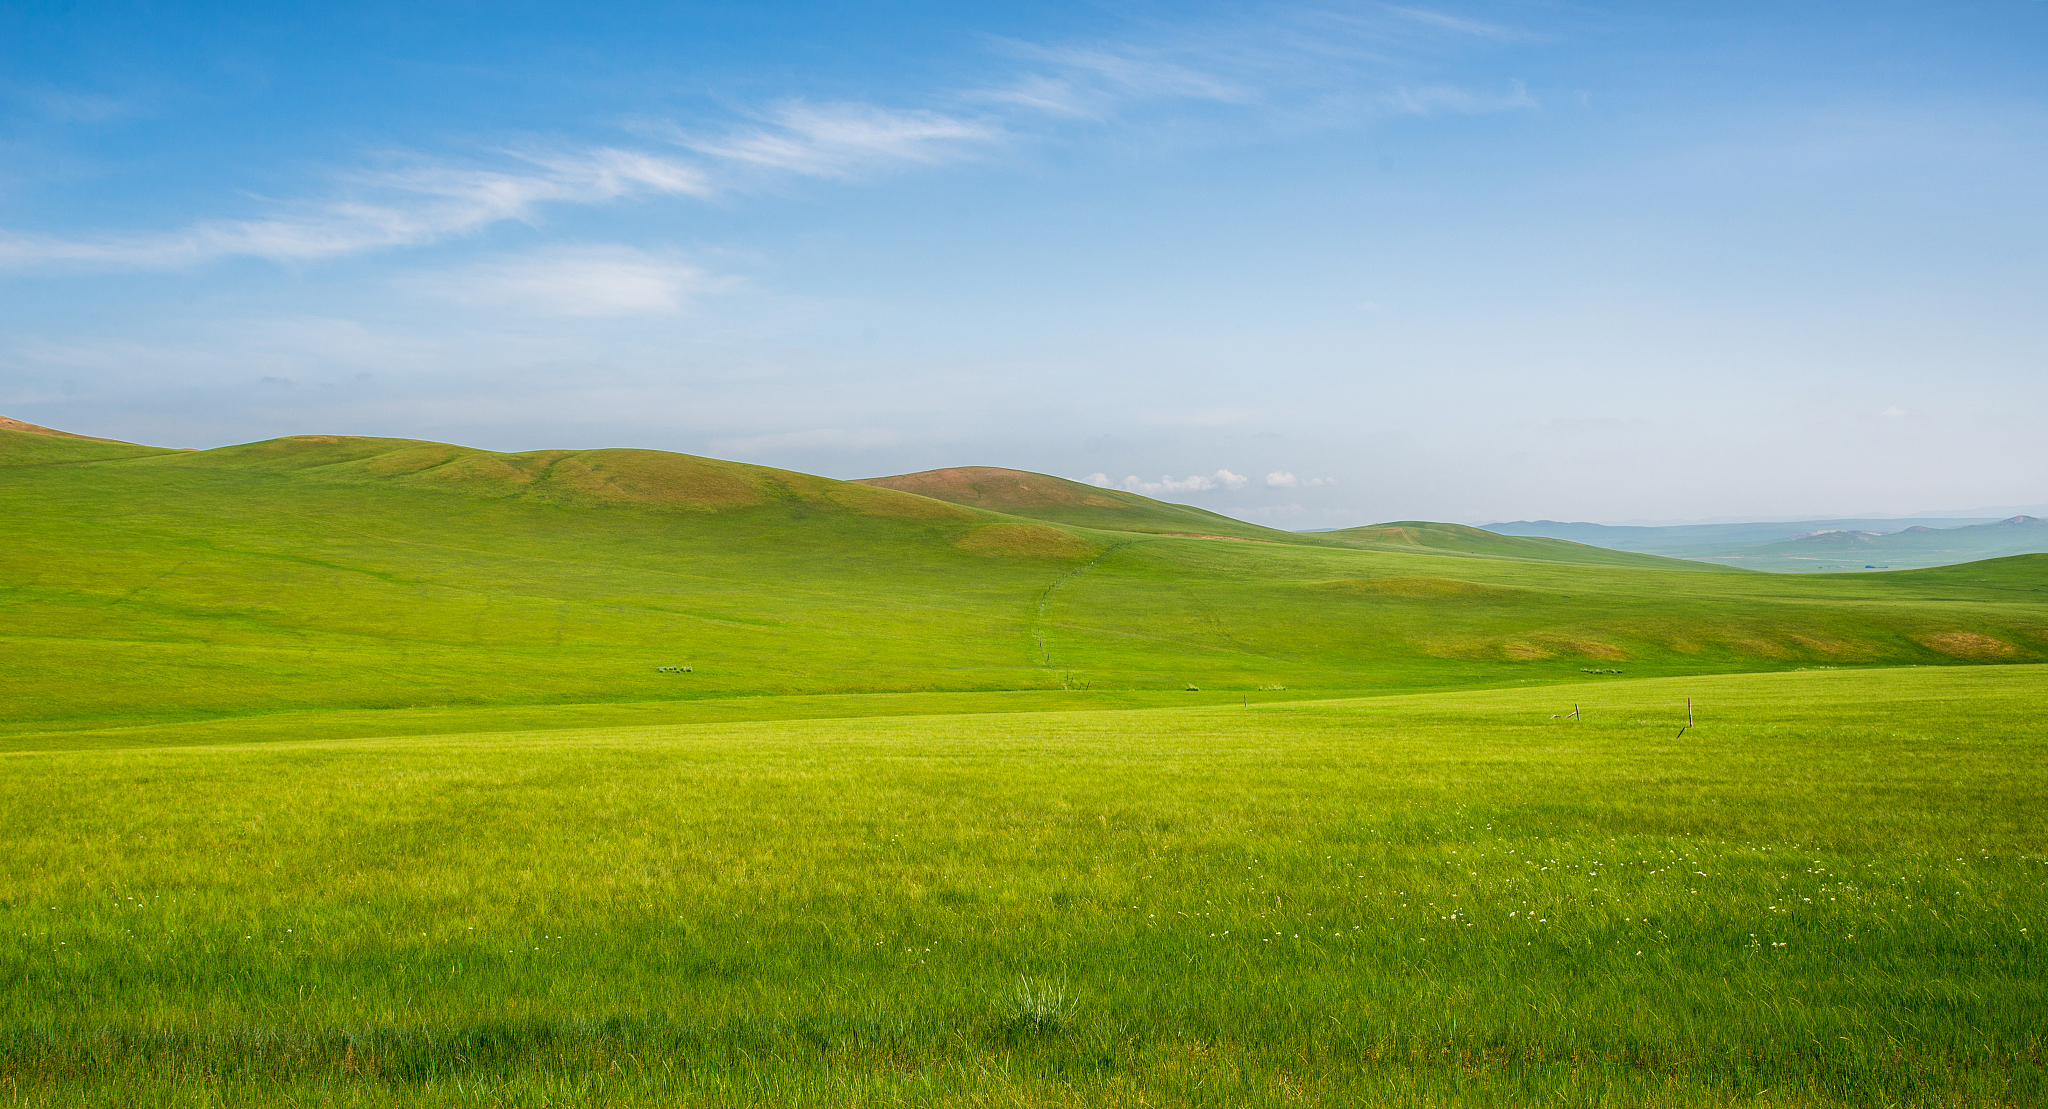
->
(0, 414, 135, 444)
(855, 466, 1295, 541)
(856, 466, 1133, 511)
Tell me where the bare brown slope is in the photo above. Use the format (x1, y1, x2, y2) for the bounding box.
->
(150, 435, 1004, 524)
(856, 466, 1304, 541)
(0, 417, 173, 466)
(0, 414, 136, 444)
(1323, 521, 1745, 572)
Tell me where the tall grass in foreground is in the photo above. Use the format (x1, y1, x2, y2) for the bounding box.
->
(0, 666, 2042, 1105)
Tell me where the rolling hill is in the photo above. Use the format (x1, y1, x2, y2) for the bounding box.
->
(855, 466, 1303, 542)
(859, 467, 1721, 569)
(4, 419, 2046, 747)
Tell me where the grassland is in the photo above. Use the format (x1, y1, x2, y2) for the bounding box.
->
(3, 425, 2045, 1105)
(2, 666, 2042, 1106)
(4, 430, 2045, 745)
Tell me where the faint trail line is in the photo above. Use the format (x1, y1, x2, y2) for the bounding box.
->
(1033, 541, 1137, 671)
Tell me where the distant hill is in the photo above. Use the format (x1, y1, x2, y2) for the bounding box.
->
(1743, 517, 2048, 566)
(1320, 521, 1740, 571)
(860, 469, 1731, 571)
(855, 466, 1296, 542)
(1483, 515, 2046, 572)
(1484, 517, 2005, 551)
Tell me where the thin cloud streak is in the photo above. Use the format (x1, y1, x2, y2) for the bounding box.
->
(0, 149, 712, 269)
(681, 101, 998, 177)
(0, 4, 1539, 272)
(402, 245, 737, 318)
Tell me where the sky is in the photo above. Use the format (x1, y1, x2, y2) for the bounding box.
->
(3, 1, 2044, 526)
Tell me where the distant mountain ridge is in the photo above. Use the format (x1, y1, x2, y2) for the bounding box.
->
(1485, 517, 2007, 550)
(859, 467, 1726, 570)
(1486, 515, 2048, 572)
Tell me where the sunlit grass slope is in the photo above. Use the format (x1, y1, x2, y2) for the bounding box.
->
(2, 666, 2040, 1106)
(4, 429, 2047, 743)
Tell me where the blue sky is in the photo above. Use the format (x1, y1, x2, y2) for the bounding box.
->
(3, 1, 2044, 525)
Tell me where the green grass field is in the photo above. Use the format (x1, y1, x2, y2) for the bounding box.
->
(3, 426, 2045, 1105)
(3, 667, 2042, 1106)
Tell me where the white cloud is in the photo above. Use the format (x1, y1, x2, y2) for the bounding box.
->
(1085, 472, 1113, 487)
(0, 148, 712, 270)
(683, 101, 996, 178)
(984, 9, 1541, 126)
(0, 100, 1003, 272)
(0, 8, 1543, 274)
(404, 246, 733, 317)
(707, 427, 901, 456)
(975, 74, 1102, 118)
(1118, 469, 1245, 495)
(994, 43, 1250, 108)
(1266, 471, 1336, 488)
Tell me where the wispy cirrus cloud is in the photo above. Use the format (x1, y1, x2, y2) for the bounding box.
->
(0, 148, 711, 269)
(0, 101, 999, 272)
(0, 5, 1541, 273)
(979, 43, 1251, 115)
(1385, 79, 1535, 115)
(979, 4, 1540, 123)
(402, 245, 735, 317)
(679, 101, 997, 177)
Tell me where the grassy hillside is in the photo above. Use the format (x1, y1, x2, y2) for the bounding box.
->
(856, 465, 1305, 542)
(4, 429, 2046, 745)
(0, 423, 179, 464)
(0, 414, 152, 445)
(5, 420, 2046, 1105)
(2, 666, 2040, 1106)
